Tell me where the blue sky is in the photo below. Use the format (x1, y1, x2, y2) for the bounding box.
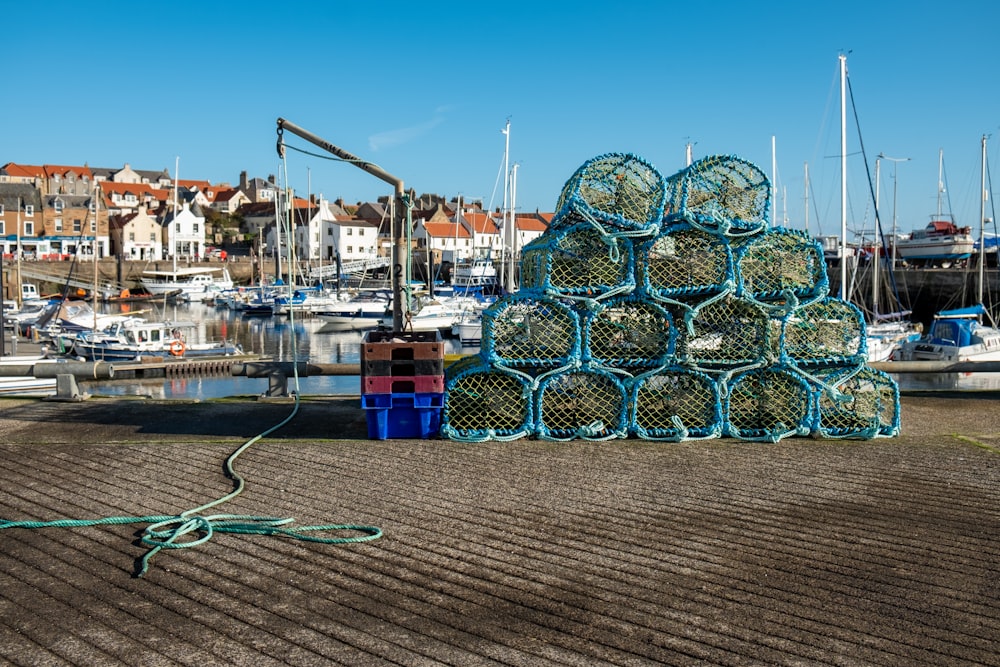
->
(5, 1, 1000, 239)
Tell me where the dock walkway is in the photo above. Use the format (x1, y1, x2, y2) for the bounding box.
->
(0, 393, 997, 665)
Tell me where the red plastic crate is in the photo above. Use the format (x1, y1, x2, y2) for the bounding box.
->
(362, 374, 444, 395)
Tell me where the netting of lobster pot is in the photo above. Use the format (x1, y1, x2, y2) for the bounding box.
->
(519, 219, 636, 302)
(440, 354, 534, 442)
(535, 366, 629, 441)
(675, 294, 772, 371)
(809, 364, 900, 439)
(636, 223, 736, 302)
(723, 366, 815, 442)
(735, 227, 829, 310)
(665, 154, 770, 237)
(631, 367, 723, 441)
(580, 295, 676, 369)
(776, 297, 868, 368)
(480, 290, 581, 369)
(553, 152, 667, 236)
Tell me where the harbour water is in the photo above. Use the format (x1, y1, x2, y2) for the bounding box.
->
(31, 299, 999, 399)
(79, 300, 472, 400)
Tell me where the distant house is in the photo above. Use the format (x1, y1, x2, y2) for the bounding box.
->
(40, 192, 107, 259)
(110, 209, 162, 260)
(0, 162, 46, 188)
(353, 200, 393, 257)
(158, 201, 207, 259)
(100, 181, 168, 216)
(422, 210, 472, 265)
(238, 171, 280, 204)
(515, 211, 550, 251)
(459, 208, 502, 259)
(0, 162, 95, 197)
(208, 187, 251, 215)
(0, 183, 42, 257)
(90, 164, 172, 189)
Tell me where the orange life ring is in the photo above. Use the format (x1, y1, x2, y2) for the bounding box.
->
(169, 340, 185, 356)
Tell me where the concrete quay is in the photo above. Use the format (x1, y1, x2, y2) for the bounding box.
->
(0, 391, 997, 666)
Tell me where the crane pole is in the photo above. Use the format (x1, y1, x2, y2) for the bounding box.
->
(276, 117, 407, 332)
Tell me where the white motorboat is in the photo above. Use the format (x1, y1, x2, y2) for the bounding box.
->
(316, 289, 393, 332)
(141, 267, 234, 302)
(273, 287, 347, 316)
(382, 295, 486, 334)
(866, 318, 922, 362)
(894, 218, 974, 268)
(451, 309, 483, 346)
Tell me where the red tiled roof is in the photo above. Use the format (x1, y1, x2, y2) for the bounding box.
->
(464, 211, 499, 234)
(424, 220, 471, 239)
(516, 214, 549, 232)
(2, 162, 47, 179)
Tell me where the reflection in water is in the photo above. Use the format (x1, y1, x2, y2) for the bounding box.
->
(893, 372, 1000, 392)
(87, 301, 471, 399)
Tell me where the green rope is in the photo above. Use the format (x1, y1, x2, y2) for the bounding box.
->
(0, 156, 384, 579)
(0, 395, 383, 577)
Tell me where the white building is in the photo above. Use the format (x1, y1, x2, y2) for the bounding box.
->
(162, 201, 207, 260)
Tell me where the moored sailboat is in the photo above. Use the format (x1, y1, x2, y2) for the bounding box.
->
(897, 135, 998, 362)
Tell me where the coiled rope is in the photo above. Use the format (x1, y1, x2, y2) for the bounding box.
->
(0, 407, 383, 577)
(0, 151, 383, 578)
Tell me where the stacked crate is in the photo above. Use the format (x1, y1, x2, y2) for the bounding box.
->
(360, 330, 445, 439)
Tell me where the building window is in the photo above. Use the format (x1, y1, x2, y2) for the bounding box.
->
(129, 232, 135, 242)
(193, 223, 199, 234)
(54, 199, 64, 212)
(90, 219, 96, 232)
(73, 218, 82, 233)
(89, 201, 97, 213)
(0, 221, 4, 235)
(125, 194, 136, 204)
(347, 228, 353, 236)
(55, 218, 63, 232)
(25, 221, 33, 235)
(0, 204, 4, 214)
(347, 246, 353, 254)
(25, 205, 34, 217)
(150, 232, 156, 242)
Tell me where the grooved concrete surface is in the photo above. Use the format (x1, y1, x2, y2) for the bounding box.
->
(0, 394, 997, 666)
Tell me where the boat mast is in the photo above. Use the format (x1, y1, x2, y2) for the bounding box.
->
(803, 162, 809, 234)
(511, 162, 519, 288)
(873, 156, 881, 318)
(839, 53, 848, 299)
(172, 157, 179, 274)
(937, 149, 945, 219)
(501, 118, 514, 292)
(16, 196, 22, 306)
(979, 134, 987, 306)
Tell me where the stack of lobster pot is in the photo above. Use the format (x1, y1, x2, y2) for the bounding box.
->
(440, 152, 899, 442)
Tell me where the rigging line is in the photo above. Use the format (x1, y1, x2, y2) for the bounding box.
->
(282, 142, 385, 169)
(845, 72, 907, 310)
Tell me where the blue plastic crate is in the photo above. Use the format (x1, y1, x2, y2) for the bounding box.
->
(362, 392, 443, 439)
